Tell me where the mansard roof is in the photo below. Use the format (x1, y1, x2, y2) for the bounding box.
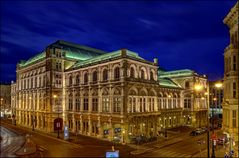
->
(48, 40, 107, 60)
(158, 77, 181, 88)
(19, 51, 46, 67)
(18, 40, 107, 68)
(158, 69, 195, 78)
(70, 49, 144, 69)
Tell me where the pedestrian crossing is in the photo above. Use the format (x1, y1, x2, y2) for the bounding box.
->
(0, 136, 25, 157)
(146, 148, 192, 157)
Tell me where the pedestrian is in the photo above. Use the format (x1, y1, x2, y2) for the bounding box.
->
(224, 152, 229, 158)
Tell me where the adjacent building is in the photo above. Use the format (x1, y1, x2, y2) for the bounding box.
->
(13, 40, 208, 143)
(158, 69, 208, 128)
(222, 1, 238, 155)
(209, 80, 223, 120)
(0, 83, 11, 118)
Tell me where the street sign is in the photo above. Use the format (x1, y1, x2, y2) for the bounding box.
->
(106, 151, 119, 158)
(64, 125, 69, 140)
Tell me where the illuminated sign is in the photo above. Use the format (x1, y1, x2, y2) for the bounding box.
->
(64, 125, 69, 140)
(106, 151, 119, 158)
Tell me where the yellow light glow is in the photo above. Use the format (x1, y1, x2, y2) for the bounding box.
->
(201, 97, 205, 100)
(215, 82, 223, 88)
(168, 95, 172, 98)
(213, 98, 217, 101)
(194, 84, 202, 91)
(53, 95, 57, 98)
(204, 92, 208, 95)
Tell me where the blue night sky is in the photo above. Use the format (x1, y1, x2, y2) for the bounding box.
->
(0, 0, 237, 83)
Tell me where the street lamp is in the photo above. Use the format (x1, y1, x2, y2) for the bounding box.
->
(194, 84, 203, 127)
(211, 97, 217, 158)
(204, 92, 210, 158)
(54, 95, 60, 138)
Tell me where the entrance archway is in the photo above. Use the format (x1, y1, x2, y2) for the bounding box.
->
(54, 118, 63, 131)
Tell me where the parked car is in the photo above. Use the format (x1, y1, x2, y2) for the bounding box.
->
(190, 128, 204, 136)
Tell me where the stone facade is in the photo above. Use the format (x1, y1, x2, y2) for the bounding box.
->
(158, 70, 208, 128)
(13, 40, 208, 143)
(0, 83, 11, 117)
(222, 2, 238, 154)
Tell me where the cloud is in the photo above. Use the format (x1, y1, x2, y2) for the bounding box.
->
(0, 0, 237, 82)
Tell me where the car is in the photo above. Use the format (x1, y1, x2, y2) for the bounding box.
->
(190, 128, 204, 136)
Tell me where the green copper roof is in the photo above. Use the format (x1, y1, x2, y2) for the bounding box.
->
(19, 52, 46, 67)
(19, 40, 108, 68)
(158, 69, 194, 78)
(50, 40, 107, 61)
(71, 49, 143, 68)
(159, 78, 181, 88)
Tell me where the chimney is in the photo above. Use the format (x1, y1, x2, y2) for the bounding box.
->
(153, 58, 158, 65)
(121, 49, 127, 57)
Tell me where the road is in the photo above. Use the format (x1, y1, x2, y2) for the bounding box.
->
(137, 129, 229, 157)
(0, 126, 25, 157)
(1, 121, 134, 157)
(2, 120, 230, 158)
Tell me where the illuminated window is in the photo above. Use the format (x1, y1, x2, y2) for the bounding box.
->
(75, 95, 80, 111)
(102, 98, 109, 112)
(113, 97, 121, 113)
(68, 94, 73, 111)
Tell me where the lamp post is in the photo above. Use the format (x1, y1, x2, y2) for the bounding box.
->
(204, 92, 210, 158)
(54, 95, 60, 138)
(211, 82, 222, 158)
(194, 84, 203, 128)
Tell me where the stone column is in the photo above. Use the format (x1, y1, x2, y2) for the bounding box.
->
(80, 116, 83, 134)
(88, 116, 92, 136)
(72, 114, 76, 133)
(97, 116, 102, 138)
(109, 119, 113, 141)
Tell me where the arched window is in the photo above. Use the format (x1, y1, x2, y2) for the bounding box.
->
(141, 69, 145, 79)
(114, 67, 120, 80)
(102, 89, 109, 112)
(84, 72, 88, 84)
(103, 69, 108, 81)
(69, 76, 72, 86)
(68, 93, 73, 111)
(92, 71, 97, 83)
(150, 71, 154, 80)
(113, 88, 121, 113)
(76, 74, 80, 85)
(185, 81, 189, 88)
(130, 67, 135, 78)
